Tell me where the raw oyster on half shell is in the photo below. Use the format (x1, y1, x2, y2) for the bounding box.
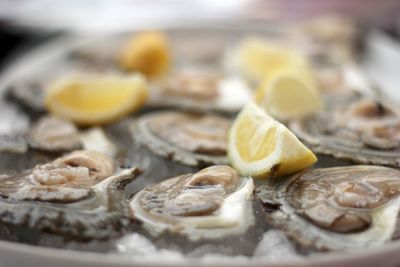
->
(256, 165, 400, 251)
(149, 70, 252, 113)
(26, 116, 82, 153)
(130, 111, 230, 166)
(130, 165, 254, 241)
(291, 92, 400, 167)
(0, 150, 140, 241)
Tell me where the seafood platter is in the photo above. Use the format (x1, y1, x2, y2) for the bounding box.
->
(1, 16, 400, 267)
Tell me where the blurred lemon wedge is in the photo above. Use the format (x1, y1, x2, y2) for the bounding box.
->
(119, 31, 170, 78)
(233, 38, 309, 82)
(255, 67, 322, 121)
(228, 103, 317, 179)
(45, 74, 148, 126)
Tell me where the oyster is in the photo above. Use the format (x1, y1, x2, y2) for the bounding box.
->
(290, 15, 361, 64)
(26, 116, 82, 153)
(0, 150, 140, 241)
(131, 111, 230, 166)
(149, 70, 252, 113)
(172, 34, 226, 65)
(291, 92, 400, 167)
(130, 165, 254, 241)
(256, 165, 400, 251)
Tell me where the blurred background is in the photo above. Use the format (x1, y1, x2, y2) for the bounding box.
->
(1, 0, 400, 70)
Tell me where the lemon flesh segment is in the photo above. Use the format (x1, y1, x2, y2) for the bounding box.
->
(276, 128, 318, 177)
(256, 72, 322, 121)
(235, 112, 277, 162)
(228, 103, 317, 179)
(119, 31, 170, 78)
(45, 74, 148, 126)
(235, 38, 309, 82)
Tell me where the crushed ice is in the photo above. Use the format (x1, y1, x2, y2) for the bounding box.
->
(115, 230, 302, 263)
(253, 230, 301, 261)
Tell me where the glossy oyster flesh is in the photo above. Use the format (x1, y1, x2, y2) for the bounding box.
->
(148, 70, 252, 113)
(1, 123, 118, 176)
(130, 165, 254, 241)
(130, 111, 230, 166)
(26, 116, 82, 153)
(0, 150, 140, 241)
(256, 165, 400, 251)
(290, 92, 400, 167)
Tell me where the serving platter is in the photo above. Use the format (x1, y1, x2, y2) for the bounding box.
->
(1, 22, 400, 267)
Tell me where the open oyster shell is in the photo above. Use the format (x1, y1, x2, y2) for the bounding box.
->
(130, 165, 255, 241)
(256, 165, 400, 251)
(148, 70, 252, 113)
(26, 116, 82, 153)
(130, 111, 230, 167)
(289, 15, 361, 65)
(290, 92, 400, 167)
(0, 150, 140, 241)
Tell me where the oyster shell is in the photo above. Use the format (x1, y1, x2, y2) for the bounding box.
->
(148, 70, 252, 113)
(130, 165, 254, 241)
(0, 150, 140, 240)
(290, 15, 361, 64)
(290, 92, 400, 167)
(256, 165, 400, 251)
(130, 111, 230, 166)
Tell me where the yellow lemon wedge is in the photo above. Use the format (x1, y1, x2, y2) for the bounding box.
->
(228, 103, 317, 178)
(233, 38, 309, 82)
(119, 31, 170, 78)
(254, 67, 322, 121)
(45, 74, 148, 126)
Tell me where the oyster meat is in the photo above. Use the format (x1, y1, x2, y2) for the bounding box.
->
(256, 165, 400, 251)
(130, 165, 254, 241)
(131, 111, 230, 166)
(0, 150, 140, 241)
(291, 92, 400, 167)
(26, 116, 82, 153)
(149, 70, 252, 113)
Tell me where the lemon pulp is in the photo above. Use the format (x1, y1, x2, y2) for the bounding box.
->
(45, 74, 148, 125)
(228, 103, 317, 179)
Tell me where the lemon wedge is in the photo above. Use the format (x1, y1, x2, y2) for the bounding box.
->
(233, 38, 308, 82)
(228, 103, 317, 178)
(119, 31, 170, 78)
(254, 67, 322, 121)
(45, 74, 148, 126)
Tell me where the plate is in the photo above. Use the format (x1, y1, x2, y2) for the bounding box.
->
(1, 23, 400, 267)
